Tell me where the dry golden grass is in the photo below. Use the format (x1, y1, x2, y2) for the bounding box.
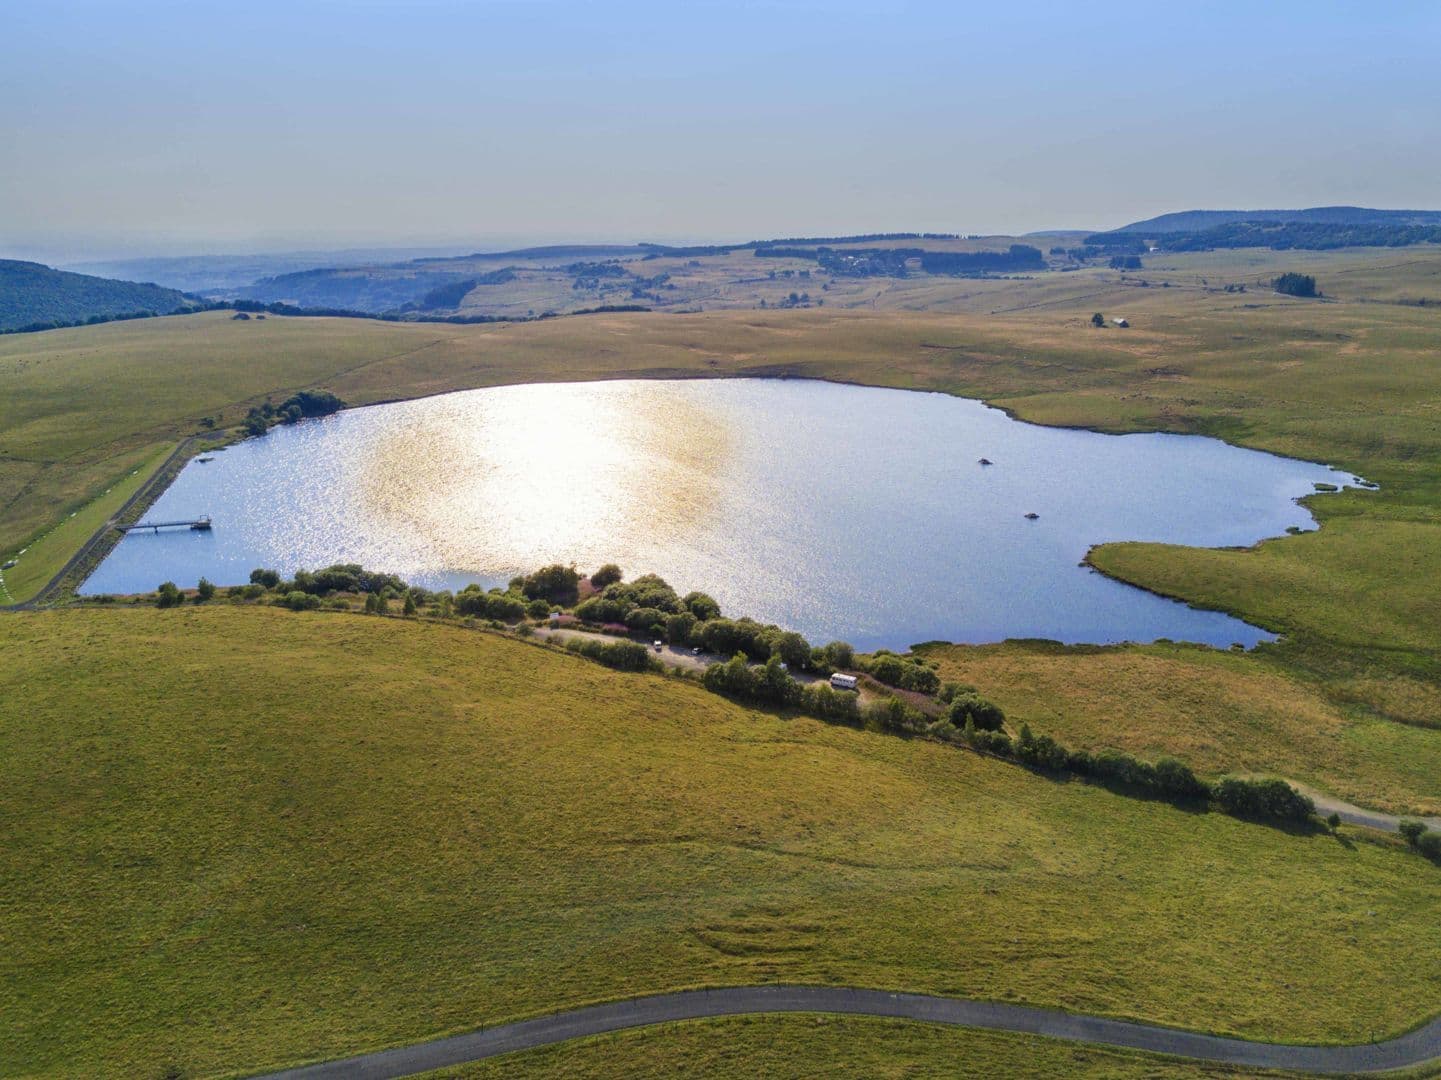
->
(919, 640, 1438, 815)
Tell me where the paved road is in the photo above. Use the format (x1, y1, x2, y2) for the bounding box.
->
(535, 626, 718, 674)
(1294, 783, 1441, 834)
(256, 985, 1441, 1078)
(533, 626, 873, 700)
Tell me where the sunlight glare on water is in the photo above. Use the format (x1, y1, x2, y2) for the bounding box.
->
(355, 382, 731, 576)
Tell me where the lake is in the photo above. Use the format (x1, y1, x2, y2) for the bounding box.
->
(83, 379, 1362, 651)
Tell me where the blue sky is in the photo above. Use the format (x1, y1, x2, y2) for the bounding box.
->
(3, 0, 1439, 258)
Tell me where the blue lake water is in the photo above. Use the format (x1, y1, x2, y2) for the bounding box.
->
(83, 379, 1362, 651)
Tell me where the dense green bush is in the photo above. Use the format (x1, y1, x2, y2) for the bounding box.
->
(767, 630, 812, 670)
(590, 563, 623, 589)
(699, 617, 767, 659)
(1212, 777, 1315, 822)
(454, 586, 526, 622)
(1399, 820, 1428, 846)
(574, 595, 626, 623)
(1154, 756, 1209, 799)
(263, 563, 408, 597)
(862, 651, 940, 694)
(1015, 724, 1069, 771)
(520, 564, 582, 606)
(682, 591, 722, 620)
(1273, 272, 1319, 298)
(821, 640, 854, 670)
(563, 636, 657, 672)
(798, 682, 861, 723)
(956, 717, 1013, 757)
(243, 390, 345, 437)
(281, 590, 322, 611)
(666, 610, 697, 645)
(1091, 748, 1160, 790)
(624, 606, 667, 635)
(702, 653, 798, 706)
(194, 578, 216, 603)
(155, 581, 182, 608)
(863, 696, 928, 734)
(946, 692, 1005, 731)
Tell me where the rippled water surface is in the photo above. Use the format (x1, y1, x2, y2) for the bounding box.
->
(85, 379, 1360, 650)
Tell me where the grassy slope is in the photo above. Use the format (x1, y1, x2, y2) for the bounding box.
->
(430, 1015, 1306, 1080)
(2, 606, 1439, 1079)
(0, 441, 171, 603)
(0, 315, 441, 565)
(917, 640, 1440, 816)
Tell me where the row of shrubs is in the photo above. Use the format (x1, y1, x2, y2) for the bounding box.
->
(1400, 820, 1441, 860)
(948, 719, 1316, 823)
(701, 653, 863, 722)
(242, 390, 346, 437)
(153, 564, 1351, 836)
(856, 650, 942, 695)
(694, 646, 1314, 826)
(561, 636, 659, 673)
(229, 561, 945, 700)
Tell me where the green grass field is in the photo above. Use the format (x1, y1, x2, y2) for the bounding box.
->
(7, 250, 1440, 805)
(5, 252, 1441, 1076)
(2, 605, 1439, 1078)
(0, 441, 172, 603)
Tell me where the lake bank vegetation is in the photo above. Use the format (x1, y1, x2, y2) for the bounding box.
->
(106, 560, 1362, 841)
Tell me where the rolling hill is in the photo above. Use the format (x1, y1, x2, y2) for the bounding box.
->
(0, 260, 194, 332)
(1115, 206, 1441, 233)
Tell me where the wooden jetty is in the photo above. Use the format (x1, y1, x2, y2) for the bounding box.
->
(119, 516, 212, 533)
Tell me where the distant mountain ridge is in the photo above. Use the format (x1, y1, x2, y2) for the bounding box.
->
(1115, 206, 1441, 233)
(0, 260, 194, 333)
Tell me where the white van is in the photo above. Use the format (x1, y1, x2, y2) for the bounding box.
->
(829, 673, 859, 692)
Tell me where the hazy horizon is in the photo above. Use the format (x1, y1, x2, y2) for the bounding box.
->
(5, 0, 1440, 264)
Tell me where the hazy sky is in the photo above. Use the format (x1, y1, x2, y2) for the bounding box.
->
(4, 0, 1440, 260)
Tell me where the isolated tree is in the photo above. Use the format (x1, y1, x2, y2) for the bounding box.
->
(1273, 272, 1318, 298)
(822, 640, 855, 670)
(683, 591, 721, 621)
(767, 630, 812, 670)
(195, 577, 216, 603)
(521, 563, 581, 606)
(1091, 312, 1106, 328)
(590, 563, 623, 589)
(155, 581, 182, 608)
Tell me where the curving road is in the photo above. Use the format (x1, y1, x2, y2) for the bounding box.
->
(1295, 784, 1441, 834)
(256, 985, 1441, 1078)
